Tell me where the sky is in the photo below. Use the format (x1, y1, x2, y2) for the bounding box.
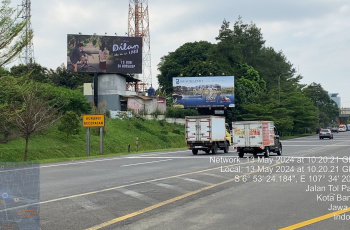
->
(8, 0, 350, 106)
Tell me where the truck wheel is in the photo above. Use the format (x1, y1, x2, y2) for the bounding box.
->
(238, 151, 244, 158)
(192, 149, 198, 155)
(205, 149, 211, 154)
(253, 152, 258, 158)
(264, 147, 270, 158)
(224, 142, 229, 153)
(212, 143, 218, 154)
(276, 144, 282, 155)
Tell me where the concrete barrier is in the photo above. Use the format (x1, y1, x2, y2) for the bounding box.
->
(141, 115, 185, 125)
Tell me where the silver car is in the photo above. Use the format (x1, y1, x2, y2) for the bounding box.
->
(319, 129, 333, 139)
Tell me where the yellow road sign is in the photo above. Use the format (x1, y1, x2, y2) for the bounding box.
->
(83, 114, 105, 127)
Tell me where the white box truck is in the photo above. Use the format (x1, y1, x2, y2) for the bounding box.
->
(186, 116, 231, 155)
(232, 121, 282, 158)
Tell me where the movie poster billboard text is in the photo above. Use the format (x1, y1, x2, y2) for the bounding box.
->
(67, 34, 142, 74)
(172, 76, 235, 108)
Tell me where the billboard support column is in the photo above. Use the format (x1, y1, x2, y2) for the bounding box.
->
(93, 72, 98, 109)
(100, 127, 103, 154)
(86, 127, 90, 156)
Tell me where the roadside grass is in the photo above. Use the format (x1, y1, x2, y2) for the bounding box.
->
(0, 117, 314, 163)
(0, 118, 187, 163)
(280, 133, 315, 140)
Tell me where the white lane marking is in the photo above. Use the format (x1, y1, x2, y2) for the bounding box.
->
(117, 188, 158, 204)
(120, 159, 172, 167)
(201, 172, 229, 179)
(0, 157, 127, 173)
(154, 182, 189, 193)
(1, 151, 187, 172)
(181, 177, 213, 186)
(139, 150, 188, 157)
(41, 158, 124, 168)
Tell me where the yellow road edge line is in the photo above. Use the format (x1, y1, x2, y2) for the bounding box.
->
(0, 159, 254, 213)
(279, 208, 350, 230)
(86, 162, 281, 230)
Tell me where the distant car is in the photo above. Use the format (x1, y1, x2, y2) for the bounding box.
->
(319, 129, 333, 139)
(339, 124, 346, 132)
(331, 127, 339, 133)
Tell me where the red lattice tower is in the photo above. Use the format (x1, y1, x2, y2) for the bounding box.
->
(128, 0, 152, 91)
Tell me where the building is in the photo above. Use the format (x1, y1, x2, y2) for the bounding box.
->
(84, 74, 165, 116)
(329, 93, 340, 108)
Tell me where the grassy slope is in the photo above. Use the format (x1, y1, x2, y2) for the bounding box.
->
(0, 118, 187, 162)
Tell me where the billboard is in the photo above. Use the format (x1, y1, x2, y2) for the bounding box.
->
(172, 76, 235, 108)
(67, 34, 142, 74)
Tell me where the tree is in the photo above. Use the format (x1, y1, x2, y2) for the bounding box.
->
(0, 66, 9, 76)
(214, 17, 265, 67)
(10, 82, 62, 161)
(58, 111, 81, 139)
(0, 0, 33, 67)
(10, 63, 50, 83)
(303, 83, 339, 127)
(157, 41, 216, 94)
(48, 64, 93, 90)
(155, 17, 327, 135)
(283, 90, 318, 134)
(0, 75, 23, 143)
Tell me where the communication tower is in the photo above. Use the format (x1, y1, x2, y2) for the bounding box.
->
(128, 0, 152, 91)
(20, 0, 34, 64)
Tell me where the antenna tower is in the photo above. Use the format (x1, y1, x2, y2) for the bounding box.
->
(20, 0, 34, 64)
(128, 0, 152, 91)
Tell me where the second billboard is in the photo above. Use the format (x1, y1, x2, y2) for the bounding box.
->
(172, 76, 235, 108)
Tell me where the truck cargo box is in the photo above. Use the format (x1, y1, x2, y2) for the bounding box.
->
(232, 121, 275, 147)
(232, 121, 281, 157)
(185, 116, 230, 155)
(186, 116, 226, 142)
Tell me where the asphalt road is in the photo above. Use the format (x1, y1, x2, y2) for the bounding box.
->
(11, 132, 350, 229)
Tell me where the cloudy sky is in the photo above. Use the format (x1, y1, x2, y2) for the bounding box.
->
(10, 0, 350, 106)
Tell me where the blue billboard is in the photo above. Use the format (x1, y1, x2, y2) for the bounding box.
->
(172, 76, 235, 108)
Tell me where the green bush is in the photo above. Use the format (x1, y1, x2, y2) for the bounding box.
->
(159, 120, 166, 126)
(58, 111, 81, 139)
(151, 109, 163, 118)
(172, 129, 181, 134)
(165, 107, 199, 118)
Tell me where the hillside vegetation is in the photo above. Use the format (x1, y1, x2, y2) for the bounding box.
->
(0, 118, 186, 162)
